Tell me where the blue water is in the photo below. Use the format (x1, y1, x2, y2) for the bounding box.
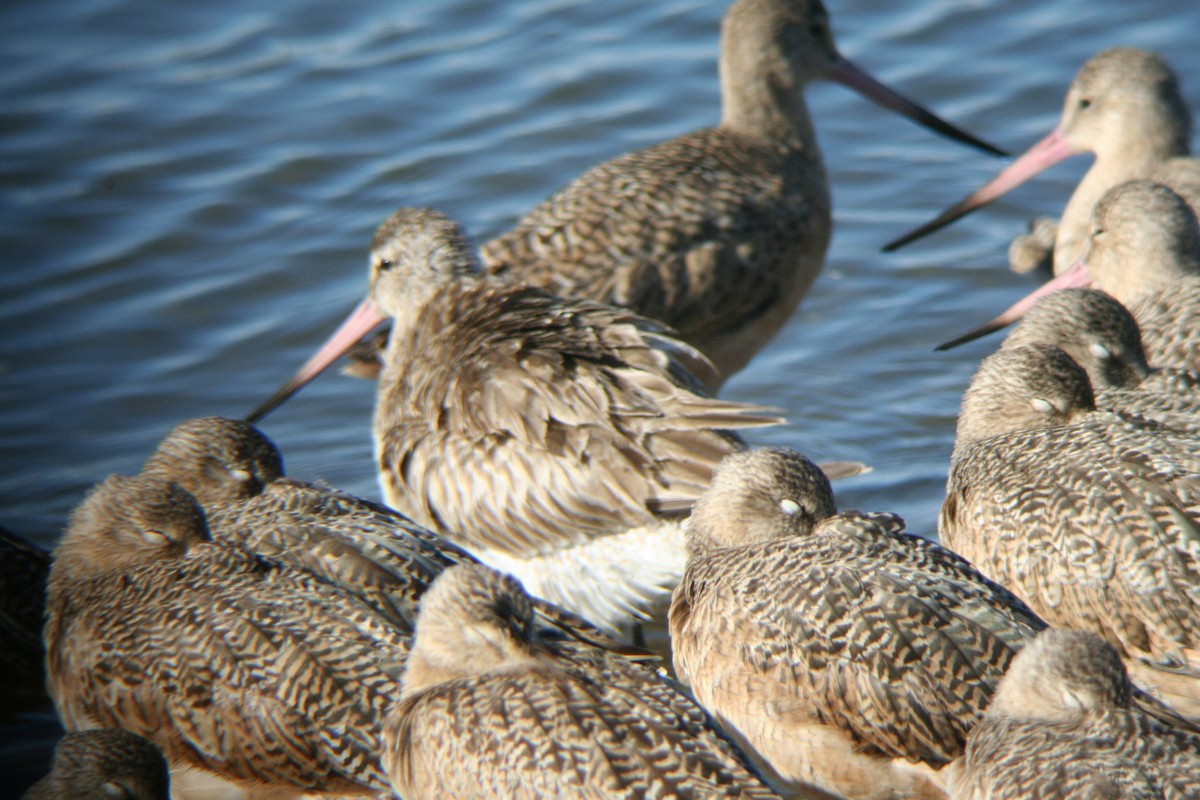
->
(2, 0, 1198, 790)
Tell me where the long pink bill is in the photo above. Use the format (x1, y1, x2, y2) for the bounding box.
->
(245, 298, 388, 424)
(828, 55, 1008, 158)
(883, 128, 1081, 252)
(936, 259, 1094, 351)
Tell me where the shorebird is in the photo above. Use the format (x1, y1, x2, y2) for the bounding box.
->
(382, 563, 795, 800)
(942, 344, 1200, 720)
(23, 729, 169, 800)
(246, 208, 788, 633)
(344, 0, 1004, 387)
(0, 526, 51, 716)
(670, 447, 1052, 800)
(45, 473, 414, 798)
(935, 180, 1200, 366)
(140, 416, 635, 647)
(946, 629, 1200, 800)
(993, 289, 1200, 430)
(884, 48, 1199, 274)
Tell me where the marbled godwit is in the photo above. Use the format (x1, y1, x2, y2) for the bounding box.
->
(943, 344, 1200, 720)
(937, 181, 1200, 367)
(349, 0, 1005, 388)
(23, 729, 169, 800)
(994, 289, 1200, 429)
(382, 563, 798, 800)
(141, 416, 636, 648)
(45, 473, 412, 798)
(670, 447, 1052, 800)
(884, 48, 1198, 274)
(246, 208, 787, 633)
(946, 629, 1200, 800)
(0, 526, 51, 715)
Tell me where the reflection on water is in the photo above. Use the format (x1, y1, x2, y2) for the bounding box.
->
(2, 0, 1197, 791)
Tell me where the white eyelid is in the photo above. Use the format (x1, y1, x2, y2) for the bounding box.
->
(780, 498, 801, 515)
(1088, 342, 1111, 360)
(230, 468, 252, 483)
(1030, 398, 1055, 414)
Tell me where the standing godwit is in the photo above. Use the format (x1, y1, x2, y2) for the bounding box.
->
(946, 629, 1200, 800)
(382, 563, 797, 800)
(936, 180, 1200, 368)
(23, 729, 169, 800)
(346, 0, 1004, 387)
(884, 48, 1198, 275)
(246, 208, 786, 633)
(942, 344, 1200, 720)
(45, 474, 413, 798)
(670, 448, 1051, 800)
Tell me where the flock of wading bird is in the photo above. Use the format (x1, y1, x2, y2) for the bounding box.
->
(6, 0, 1200, 797)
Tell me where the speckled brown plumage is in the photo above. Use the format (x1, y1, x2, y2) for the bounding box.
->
(23, 729, 169, 800)
(475, 0, 1001, 383)
(997, 289, 1200, 431)
(670, 448, 1054, 800)
(947, 629, 1200, 800)
(384, 563, 790, 800)
(44, 474, 411, 797)
(246, 207, 787, 631)
(1083, 180, 1200, 371)
(0, 526, 51, 715)
(943, 344, 1200, 720)
(141, 416, 637, 652)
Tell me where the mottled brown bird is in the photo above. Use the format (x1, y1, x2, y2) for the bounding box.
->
(246, 208, 786, 633)
(947, 629, 1200, 800)
(331, 0, 1001, 387)
(383, 563, 794, 800)
(943, 344, 1200, 721)
(141, 415, 638, 649)
(44, 474, 412, 798)
(22, 729, 169, 800)
(885, 48, 1199, 275)
(670, 448, 1052, 800)
(995, 289, 1200, 432)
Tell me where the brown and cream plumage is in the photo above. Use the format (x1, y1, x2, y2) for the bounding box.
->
(942, 344, 1200, 720)
(885, 48, 1198, 274)
(947, 629, 1200, 800)
(322, 0, 1000, 387)
(669, 448, 1051, 800)
(23, 729, 170, 800)
(996, 289, 1200, 431)
(246, 207, 786, 632)
(140, 416, 634, 650)
(45, 473, 412, 798)
(383, 563, 792, 800)
(1081, 180, 1200, 370)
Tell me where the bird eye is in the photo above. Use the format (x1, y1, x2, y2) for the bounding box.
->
(230, 467, 252, 483)
(1088, 342, 1112, 360)
(808, 22, 824, 38)
(780, 498, 802, 515)
(1078, 97, 1092, 110)
(377, 258, 395, 272)
(1029, 398, 1055, 414)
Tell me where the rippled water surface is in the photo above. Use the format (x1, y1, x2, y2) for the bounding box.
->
(3, 0, 1198, 790)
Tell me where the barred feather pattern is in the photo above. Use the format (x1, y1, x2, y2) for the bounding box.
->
(45, 478, 411, 796)
(943, 411, 1200, 718)
(480, 128, 829, 382)
(947, 630, 1200, 800)
(1131, 277, 1200, 371)
(382, 564, 785, 800)
(673, 508, 1046, 800)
